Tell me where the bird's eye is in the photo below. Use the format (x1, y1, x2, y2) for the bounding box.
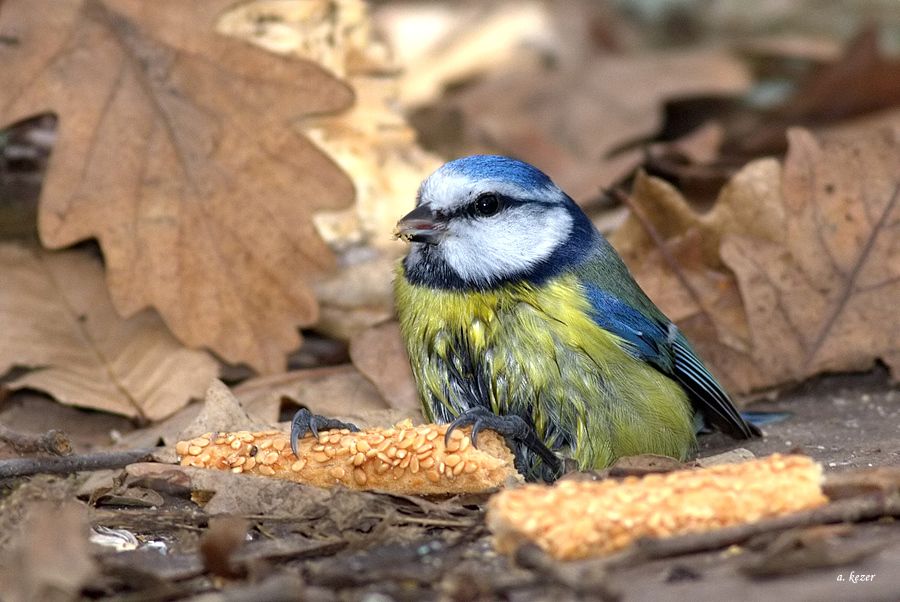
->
(474, 193, 500, 217)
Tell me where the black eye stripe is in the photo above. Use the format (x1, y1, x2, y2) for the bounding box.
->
(454, 195, 517, 218)
(437, 195, 555, 220)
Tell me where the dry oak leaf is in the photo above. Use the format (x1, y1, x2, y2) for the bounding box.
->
(612, 127, 900, 392)
(0, 244, 218, 421)
(0, 0, 355, 373)
(218, 0, 443, 253)
(610, 160, 785, 393)
(721, 128, 900, 385)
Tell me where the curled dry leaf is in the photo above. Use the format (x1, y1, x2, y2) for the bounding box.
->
(614, 127, 900, 393)
(0, 502, 96, 601)
(349, 321, 419, 411)
(721, 128, 900, 385)
(216, 4, 441, 244)
(0, 0, 355, 373)
(0, 245, 218, 421)
(217, 0, 442, 341)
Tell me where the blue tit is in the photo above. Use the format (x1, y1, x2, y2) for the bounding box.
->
(393, 155, 759, 481)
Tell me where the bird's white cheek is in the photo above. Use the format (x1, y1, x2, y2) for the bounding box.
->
(440, 209, 572, 284)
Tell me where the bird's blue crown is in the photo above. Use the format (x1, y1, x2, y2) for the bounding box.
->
(440, 155, 555, 191)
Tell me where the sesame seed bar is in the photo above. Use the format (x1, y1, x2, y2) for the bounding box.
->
(487, 454, 828, 560)
(176, 421, 522, 494)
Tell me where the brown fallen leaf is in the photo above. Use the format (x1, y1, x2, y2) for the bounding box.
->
(612, 159, 786, 270)
(615, 127, 900, 393)
(731, 28, 900, 157)
(349, 321, 419, 411)
(217, 0, 442, 253)
(611, 161, 784, 391)
(231, 365, 395, 424)
(0, 0, 355, 373)
(0, 244, 218, 421)
(439, 48, 751, 200)
(0, 501, 96, 602)
(721, 127, 900, 385)
(177, 379, 269, 446)
(200, 516, 249, 579)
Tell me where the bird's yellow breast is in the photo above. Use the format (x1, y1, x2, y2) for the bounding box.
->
(393, 264, 695, 471)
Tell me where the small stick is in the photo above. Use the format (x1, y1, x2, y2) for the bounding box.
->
(0, 422, 72, 456)
(632, 493, 900, 560)
(0, 447, 156, 479)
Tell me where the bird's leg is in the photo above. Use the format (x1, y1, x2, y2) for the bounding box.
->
(445, 407, 562, 480)
(290, 408, 359, 457)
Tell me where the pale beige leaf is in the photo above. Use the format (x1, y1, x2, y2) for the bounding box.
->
(313, 255, 397, 341)
(0, 0, 355, 373)
(386, 1, 552, 107)
(349, 321, 419, 411)
(218, 0, 442, 249)
(178, 379, 270, 444)
(0, 244, 218, 421)
(232, 365, 391, 424)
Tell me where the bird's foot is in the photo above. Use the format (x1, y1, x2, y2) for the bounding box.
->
(290, 408, 360, 457)
(445, 407, 562, 479)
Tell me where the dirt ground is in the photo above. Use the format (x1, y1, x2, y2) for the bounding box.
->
(0, 369, 897, 601)
(699, 368, 900, 473)
(620, 368, 900, 602)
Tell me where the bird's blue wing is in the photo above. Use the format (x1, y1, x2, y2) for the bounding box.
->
(583, 285, 671, 370)
(584, 285, 758, 438)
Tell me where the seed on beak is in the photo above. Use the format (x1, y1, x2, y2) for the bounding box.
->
(395, 205, 445, 244)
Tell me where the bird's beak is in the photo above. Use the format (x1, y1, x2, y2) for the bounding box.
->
(394, 205, 446, 244)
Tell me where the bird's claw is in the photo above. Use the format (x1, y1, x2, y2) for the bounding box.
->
(290, 408, 360, 457)
(445, 407, 562, 478)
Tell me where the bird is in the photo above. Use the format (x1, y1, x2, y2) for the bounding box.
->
(389, 155, 760, 481)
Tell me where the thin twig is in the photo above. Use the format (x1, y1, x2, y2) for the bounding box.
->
(610, 187, 713, 323)
(631, 494, 900, 560)
(0, 422, 72, 455)
(0, 447, 156, 479)
(395, 517, 479, 528)
(216, 573, 306, 602)
(515, 543, 619, 600)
